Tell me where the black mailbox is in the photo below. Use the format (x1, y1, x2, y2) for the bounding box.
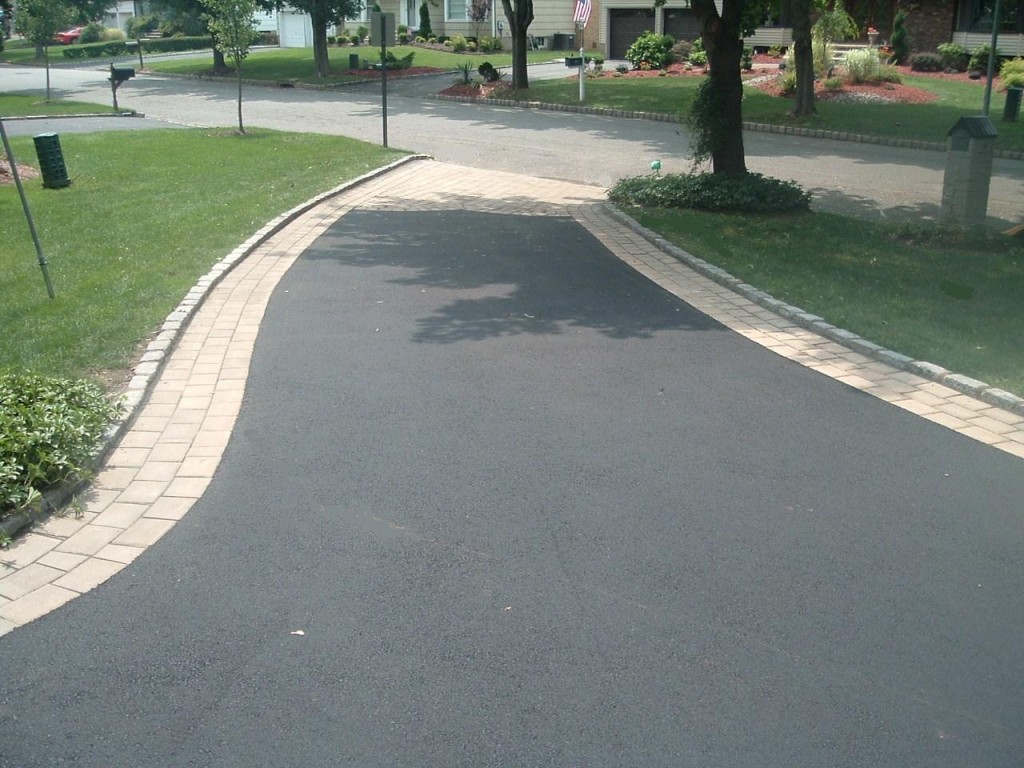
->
(110, 64, 135, 82)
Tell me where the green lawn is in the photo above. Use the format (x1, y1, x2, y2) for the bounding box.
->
(1, 128, 406, 382)
(145, 45, 561, 84)
(512, 74, 1024, 153)
(633, 208, 1024, 397)
(0, 93, 114, 116)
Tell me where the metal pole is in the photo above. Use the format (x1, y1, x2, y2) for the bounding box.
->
(380, 14, 388, 148)
(982, 0, 1001, 116)
(0, 118, 56, 299)
(579, 45, 585, 102)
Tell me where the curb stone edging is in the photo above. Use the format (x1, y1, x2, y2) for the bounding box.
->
(604, 203, 1024, 417)
(0, 153, 431, 546)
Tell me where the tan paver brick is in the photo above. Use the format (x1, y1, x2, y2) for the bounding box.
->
(0, 563, 64, 600)
(55, 525, 122, 555)
(54, 558, 126, 594)
(113, 518, 176, 548)
(0, 534, 62, 570)
(0, 584, 78, 625)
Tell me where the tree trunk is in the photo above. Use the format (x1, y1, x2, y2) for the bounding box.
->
(237, 68, 245, 133)
(788, 0, 815, 116)
(213, 42, 228, 73)
(692, 0, 746, 176)
(311, 5, 330, 79)
(501, 0, 533, 89)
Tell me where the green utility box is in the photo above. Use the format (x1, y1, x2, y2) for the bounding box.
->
(32, 133, 70, 189)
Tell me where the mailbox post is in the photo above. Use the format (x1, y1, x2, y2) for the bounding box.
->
(940, 116, 997, 229)
(108, 63, 136, 112)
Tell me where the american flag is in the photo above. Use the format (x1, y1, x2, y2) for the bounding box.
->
(572, 0, 592, 26)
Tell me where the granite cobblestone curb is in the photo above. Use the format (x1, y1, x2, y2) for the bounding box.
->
(0, 154, 430, 546)
(605, 203, 1024, 417)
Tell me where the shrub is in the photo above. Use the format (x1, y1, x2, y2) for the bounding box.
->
(79, 22, 105, 44)
(608, 172, 811, 213)
(844, 47, 882, 82)
(969, 44, 1000, 72)
(350, 33, 361, 44)
(1002, 57, 1024, 88)
(890, 9, 909, 64)
(671, 39, 692, 61)
(937, 41, 968, 70)
(823, 76, 844, 90)
(478, 61, 499, 81)
(419, 1, 432, 38)
(478, 35, 501, 52)
(615, 62, 629, 74)
(689, 37, 707, 66)
(909, 52, 943, 72)
(778, 65, 796, 94)
(398, 32, 410, 44)
(0, 372, 121, 519)
(385, 50, 415, 69)
(456, 60, 472, 84)
(741, 46, 753, 70)
(449, 33, 467, 52)
(415, 35, 426, 43)
(356, 25, 368, 41)
(767, 44, 783, 57)
(625, 31, 675, 70)
(878, 64, 902, 83)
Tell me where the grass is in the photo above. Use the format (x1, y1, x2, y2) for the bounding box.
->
(144, 45, 560, 84)
(508, 74, 1024, 153)
(632, 207, 1024, 396)
(0, 93, 114, 116)
(1, 128, 405, 383)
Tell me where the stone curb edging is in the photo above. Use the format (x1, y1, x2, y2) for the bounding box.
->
(0, 153, 431, 546)
(604, 202, 1024, 417)
(0, 112, 143, 121)
(432, 93, 1024, 161)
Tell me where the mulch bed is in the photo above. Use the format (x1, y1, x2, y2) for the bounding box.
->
(0, 158, 41, 186)
(439, 58, 997, 106)
(348, 66, 446, 78)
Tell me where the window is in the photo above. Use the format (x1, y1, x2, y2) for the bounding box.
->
(447, 0, 468, 22)
(958, 0, 1023, 32)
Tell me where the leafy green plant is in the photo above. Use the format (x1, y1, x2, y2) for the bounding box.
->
(689, 37, 707, 67)
(79, 22, 106, 44)
(608, 172, 811, 213)
(456, 59, 472, 84)
(1000, 56, 1024, 88)
(0, 372, 121, 519)
(937, 41, 968, 70)
(449, 33, 467, 52)
(824, 76, 844, 90)
(671, 40, 692, 61)
(615, 62, 629, 74)
(969, 44, 1000, 73)
(909, 52, 943, 72)
(767, 44, 782, 57)
(478, 60, 499, 81)
(418, 0, 432, 38)
(625, 31, 675, 70)
(741, 46, 753, 71)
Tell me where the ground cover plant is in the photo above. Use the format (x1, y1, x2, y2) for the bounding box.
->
(485, 70, 1024, 153)
(2, 128, 404, 382)
(0, 93, 112, 115)
(629, 206, 1024, 397)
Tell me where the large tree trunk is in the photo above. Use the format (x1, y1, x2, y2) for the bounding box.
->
(788, 0, 816, 116)
(501, 0, 533, 89)
(311, 4, 330, 79)
(213, 45, 228, 73)
(693, 0, 746, 176)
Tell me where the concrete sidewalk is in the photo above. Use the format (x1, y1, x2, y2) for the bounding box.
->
(1, 158, 1022, 636)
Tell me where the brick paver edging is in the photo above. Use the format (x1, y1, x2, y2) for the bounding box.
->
(432, 93, 1024, 161)
(604, 203, 1024, 417)
(0, 154, 429, 546)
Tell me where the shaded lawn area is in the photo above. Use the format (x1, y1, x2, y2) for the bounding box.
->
(146, 45, 560, 84)
(634, 207, 1024, 397)
(509, 75, 1024, 153)
(0, 93, 114, 115)
(1, 128, 406, 384)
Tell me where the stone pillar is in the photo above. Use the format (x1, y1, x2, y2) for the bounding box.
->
(941, 116, 998, 228)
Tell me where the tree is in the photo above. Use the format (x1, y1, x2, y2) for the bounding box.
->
(14, 0, 74, 98)
(154, 0, 232, 71)
(469, 0, 489, 41)
(418, 0, 431, 37)
(500, 0, 532, 89)
(785, 0, 816, 116)
(68, 0, 119, 24)
(202, 0, 258, 132)
(689, 0, 768, 175)
(287, 0, 363, 78)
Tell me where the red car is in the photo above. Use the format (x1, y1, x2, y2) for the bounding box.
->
(53, 27, 83, 44)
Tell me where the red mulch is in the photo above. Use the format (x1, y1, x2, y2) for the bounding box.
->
(0, 158, 40, 186)
(348, 66, 446, 78)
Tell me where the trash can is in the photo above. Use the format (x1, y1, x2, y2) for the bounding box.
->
(32, 133, 71, 189)
(1004, 86, 1022, 122)
(552, 33, 572, 50)
(349, 53, 360, 69)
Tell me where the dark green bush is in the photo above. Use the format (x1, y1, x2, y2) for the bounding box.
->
(125, 14, 160, 39)
(608, 172, 811, 213)
(0, 372, 121, 518)
(890, 9, 909, 64)
(909, 52, 942, 71)
(969, 44, 1001, 72)
(937, 41, 968, 70)
(625, 31, 675, 70)
(62, 39, 130, 58)
(79, 22, 106, 44)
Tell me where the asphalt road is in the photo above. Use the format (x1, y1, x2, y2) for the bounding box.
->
(3, 62, 1022, 226)
(2, 210, 1023, 766)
